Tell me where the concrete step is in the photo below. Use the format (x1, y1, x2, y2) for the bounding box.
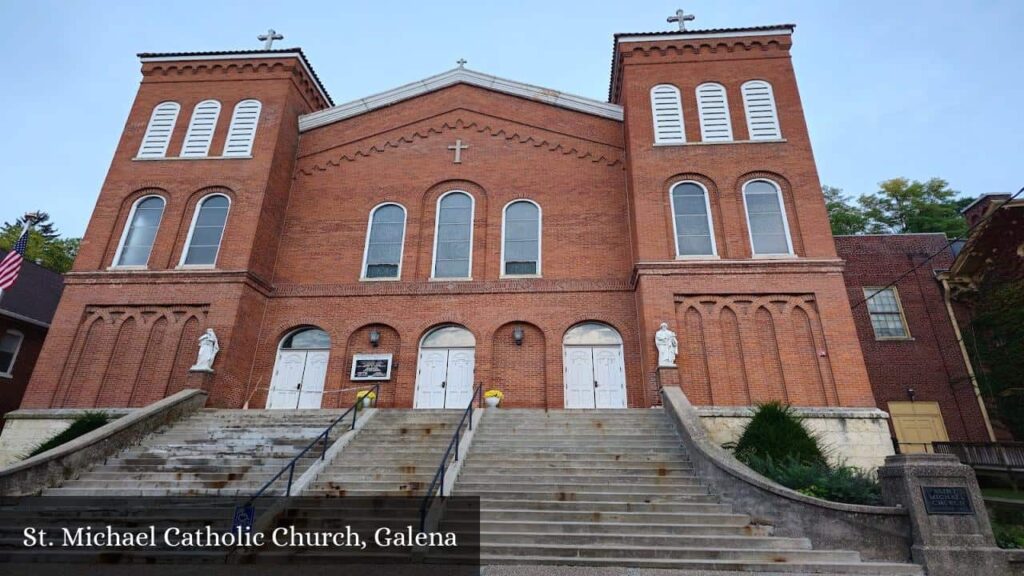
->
(478, 555, 924, 574)
(462, 462, 694, 474)
(469, 520, 762, 537)
(460, 473, 702, 485)
(480, 543, 862, 563)
(477, 498, 730, 514)
(463, 490, 718, 503)
(477, 509, 749, 525)
(459, 482, 707, 495)
(478, 531, 808, 549)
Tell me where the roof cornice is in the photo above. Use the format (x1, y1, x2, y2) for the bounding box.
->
(298, 67, 623, 132)
(138, 49, 333, 106)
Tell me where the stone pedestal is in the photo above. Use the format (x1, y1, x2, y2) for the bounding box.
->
(186, 370, 215, 394)
(656, 366, 681, 389)
(878, 453, 1009, 576)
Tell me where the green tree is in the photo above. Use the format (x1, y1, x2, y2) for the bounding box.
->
(823, 185, 868, 235)
(0, 212, 80, 273)
(859, 178, 969, 237)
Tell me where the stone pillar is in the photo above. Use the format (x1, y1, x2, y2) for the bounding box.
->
(878, 453, 1009, 576)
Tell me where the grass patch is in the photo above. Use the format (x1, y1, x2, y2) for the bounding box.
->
(27, 412, 110, 458)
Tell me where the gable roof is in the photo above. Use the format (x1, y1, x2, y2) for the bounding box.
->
(298, 67, 623, 132)
(0, 251, 63, 327)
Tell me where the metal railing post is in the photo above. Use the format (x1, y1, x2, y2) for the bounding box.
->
(352, 399, 359, 430)
(286, 464, 295, 497)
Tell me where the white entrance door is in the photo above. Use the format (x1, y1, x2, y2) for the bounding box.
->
(564, 346, 626, 409)
(267, 350, 329, 409)
(414, 348, 475, 409)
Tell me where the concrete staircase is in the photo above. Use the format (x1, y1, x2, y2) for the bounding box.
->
(455, 409, 922, 574)
(43, 408, 353, 496)
(303, 409, 464, 497)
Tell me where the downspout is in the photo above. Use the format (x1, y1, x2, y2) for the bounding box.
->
(940, 275, 996, 441)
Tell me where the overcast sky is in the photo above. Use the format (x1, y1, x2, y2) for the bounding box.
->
(1, 0, 1021, 237)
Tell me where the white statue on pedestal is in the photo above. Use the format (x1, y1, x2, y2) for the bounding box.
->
(190, 328, 219, 372)
(655, 322, 678, 367)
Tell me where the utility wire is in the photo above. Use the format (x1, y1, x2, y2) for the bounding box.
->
(850, 186, 1024, 310)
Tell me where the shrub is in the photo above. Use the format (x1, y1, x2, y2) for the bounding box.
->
(741, 453, 882, 506)
(27, 412, 110, 458)
(732, 402, 827, 466)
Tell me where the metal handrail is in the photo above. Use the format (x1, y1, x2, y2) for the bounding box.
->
(245, 382, 381, 505)
(934, 441, 1024, 469)
(419, 385, 482, 531)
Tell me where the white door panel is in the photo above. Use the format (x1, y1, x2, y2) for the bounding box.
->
(267, 350, 306, 409)
(593, 346, 626, 409)
(444, 348, 475, 408)
(564, 347, 596, 409)
(415, 349, 449, 409)
(297, 350, 329, 409)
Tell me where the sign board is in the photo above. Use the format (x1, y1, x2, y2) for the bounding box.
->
(921, 486, 973, 515)
(232, 504, 255, 531)
(351, 353, 393, 381)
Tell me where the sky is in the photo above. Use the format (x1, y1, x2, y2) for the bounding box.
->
(1, 0, 1021, 238)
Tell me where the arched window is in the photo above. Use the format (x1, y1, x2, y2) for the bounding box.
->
(502, 200, 541, 276)
(650, 84, 685, 144)
(421, 325, 476, 348)
(742, 179, 793, 256)
(137, 102, 180, 158)
(741, 80, 782, 140)
(432, 191, 474, 279)
(180, 194, 230, 266)
(180, 100, 221, 157)
(114, 195, 166, 267)
(362, 203, 407, 279)
(0, 329, 24, 377)
(563, 322, 623, 346)
(280, 327, 331, 350)
(696, 83, 733, 142)
(223, 99, 262, 157)
(670, 182, 717, 257)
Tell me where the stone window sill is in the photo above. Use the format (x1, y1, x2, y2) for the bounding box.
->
(133, 156, 252, 161)
(654, 139, 786, 147)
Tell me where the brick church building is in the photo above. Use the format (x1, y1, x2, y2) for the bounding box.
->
(15, 23, 894, 462)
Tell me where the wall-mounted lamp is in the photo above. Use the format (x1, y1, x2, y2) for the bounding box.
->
(369, 329, 381, 348)
(513, 326, 524, 346)
(906, 387, 916, 401)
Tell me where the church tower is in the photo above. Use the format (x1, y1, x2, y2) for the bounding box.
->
(22, 41, 332, 408)
(611, 24, 878, 409)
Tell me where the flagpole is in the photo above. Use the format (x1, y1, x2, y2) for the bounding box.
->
(0, 214, 37, 307)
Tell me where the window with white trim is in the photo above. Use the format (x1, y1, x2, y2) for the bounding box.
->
(137, 102, 180, 158)
(742, 180, 793, 256)
(114, 196, 166, 267)
(180, 100, 221, 157)
(502, 200, 541, 276)
(864, 287, 911, 340)
(432, 192, 473, 279)
(650, 84, 685, 144)
(696, 83, 733, 142)
(362, 203, 406, 279)
(181, 194, 230, 266)
(223, 99, 261, 157)
(671, 182, 716, 257)
(741, 80, 782, 140)
(0, 329, 24, 377)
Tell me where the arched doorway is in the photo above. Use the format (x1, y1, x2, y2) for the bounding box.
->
(563, 322, 626, 409)
(415, 325, 475, 409)
(267, 327, 330, 409)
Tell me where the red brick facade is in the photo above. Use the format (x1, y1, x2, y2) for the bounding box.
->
(835, 234, 992, 443)
(21, 27, 879, 412)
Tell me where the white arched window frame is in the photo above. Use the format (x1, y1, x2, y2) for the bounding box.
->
(180, 100, 221, 157)
(179, 193, 231, 268)
(695, 83, 733, 142)
(741, 179, 794, 257)
(500, 199, 542, 277)
(112, 195, 166, 268)
(0, 329, 24, 377)
(361, 202, 408, 280)
(669, 181, 718, 258)
(137, 102, 180, 158)
(223, 99, 262, 157)
(741, 80, 782, 140)
(650, 84, 686, 144)
(431, 191, 475, 280)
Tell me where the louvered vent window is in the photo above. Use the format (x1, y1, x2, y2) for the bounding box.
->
(741, 81, 782, 140)
(137, 102, 180, 158)
(223, 99, 262, 157)
(180, 100, 221, 157)
(650, 84, 685, 144)
(696, 83, 733, 142)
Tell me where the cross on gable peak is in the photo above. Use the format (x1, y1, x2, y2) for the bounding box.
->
(257, 28, 284, 50)
(666, 9, 695, 31)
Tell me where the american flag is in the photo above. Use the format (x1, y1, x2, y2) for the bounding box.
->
(0, 227, 29, 290)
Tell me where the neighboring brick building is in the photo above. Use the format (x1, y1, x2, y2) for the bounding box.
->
(0, 253, 63, 428)
(11, 23, 895, 464)
(836, 234, 994, 453)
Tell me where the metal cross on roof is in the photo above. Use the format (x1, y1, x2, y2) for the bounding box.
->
(258, 28, 284, 50)
(667, 9, 695, 31)
(456, 58, 468, 68)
